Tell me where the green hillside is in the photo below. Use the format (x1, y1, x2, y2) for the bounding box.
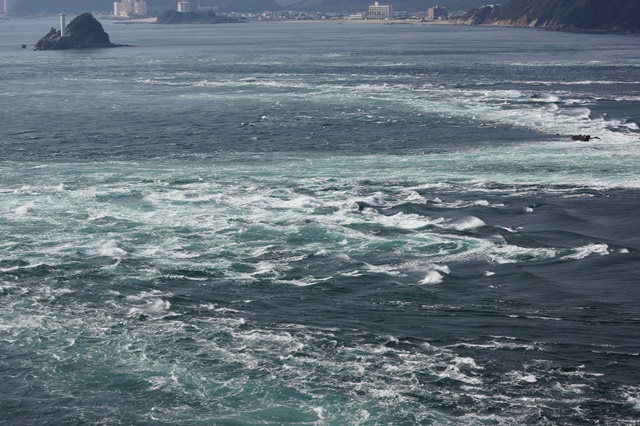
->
(463, 0, 640, 31)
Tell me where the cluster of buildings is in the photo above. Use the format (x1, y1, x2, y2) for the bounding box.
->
(111, 0, 448, 21)
(113, 0, 147, 17)
(348, 3, 448, 21)
(114, 0, 218, 17)
(427, 6, 448, 20)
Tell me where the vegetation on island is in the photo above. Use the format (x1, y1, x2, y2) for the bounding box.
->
(155, 10, 242, 24)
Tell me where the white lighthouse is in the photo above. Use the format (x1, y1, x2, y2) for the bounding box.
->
(59, 12, 66, 37)
(3, 0, 8, 14)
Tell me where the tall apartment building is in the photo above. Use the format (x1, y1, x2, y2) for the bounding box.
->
(427, 6, 448, 20)
(113, 0, 147, 17)
(368, 2, 393, 20)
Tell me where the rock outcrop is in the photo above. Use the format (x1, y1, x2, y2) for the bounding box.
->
(460, 0, 640, 32)
(35, 13, 122, 50)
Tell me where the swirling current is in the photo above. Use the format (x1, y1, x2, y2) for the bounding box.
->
(1, 18, 640, 425)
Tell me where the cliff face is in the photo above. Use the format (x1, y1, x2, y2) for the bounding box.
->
(461, 0, 640, 32)
(35, 13, 120, 50)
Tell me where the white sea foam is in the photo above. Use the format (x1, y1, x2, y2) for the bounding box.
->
(14, 202, 36, 217)
(94, 240, 128, 258)
(436, 363, 482, 385)
(371, 212, 438, 230)
(360, 193, 387, 207)
(434, 264, 451, 275)
(364, 263, 402, 276)
(507, 371, 538, 383)
(406, 85, 640, 147)
(405, 191, 426, 203)
(420, 271, 443, 285)
(562, 243, 610, 260)
(624, 388, 640, 411)
(448, 216, 486, 231)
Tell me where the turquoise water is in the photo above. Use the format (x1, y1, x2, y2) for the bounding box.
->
(1, 18, 640, 424)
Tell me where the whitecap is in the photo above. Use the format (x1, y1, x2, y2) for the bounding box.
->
(500, 226, 521, 233)
(420, 271, 443, 285)
(373, 212, 437, 230)
(448, 216, 486, 231)
(434, 264, 451, 275)
(128, 298, 171, 318)
(437, 364, 482, 385)
(538, 93, 561, 103)
(313, 407, 325, 420)
(405, 191, 426, 203)
(96, 240, 128, 258)
(14, 203, 34, 217)
(507, 371, 538, 383)
(361, 263, 400, 276)
(562, 243, 609, 260)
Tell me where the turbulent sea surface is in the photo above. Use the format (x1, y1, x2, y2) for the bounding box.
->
(1, 18, 640, 424)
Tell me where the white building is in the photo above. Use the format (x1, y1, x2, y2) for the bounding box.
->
(196, 0, 217, 11)
(368, 2, 393, 20)
(177, 1, 191, 13)
(113, 0, 147, 17)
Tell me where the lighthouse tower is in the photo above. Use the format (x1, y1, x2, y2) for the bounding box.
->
(59, 12, 66, 37)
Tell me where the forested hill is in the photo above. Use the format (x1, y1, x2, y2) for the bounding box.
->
(461, 0, 640, 32)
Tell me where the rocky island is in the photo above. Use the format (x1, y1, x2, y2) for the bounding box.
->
(461, 0, 640, 32)
(35, 13, 124, 50)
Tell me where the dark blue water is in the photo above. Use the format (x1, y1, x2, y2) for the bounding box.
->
(1, 18, 640, 424)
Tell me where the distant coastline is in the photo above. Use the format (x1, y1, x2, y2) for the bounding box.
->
(114, 17, 458, 26)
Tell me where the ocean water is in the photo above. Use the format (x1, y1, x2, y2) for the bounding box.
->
(1, 18, 640, 424)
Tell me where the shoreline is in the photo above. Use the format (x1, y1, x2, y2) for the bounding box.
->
(114, 17, 460, 26)
(261, 19, 457, 25)
(112, 17, 157, 24)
